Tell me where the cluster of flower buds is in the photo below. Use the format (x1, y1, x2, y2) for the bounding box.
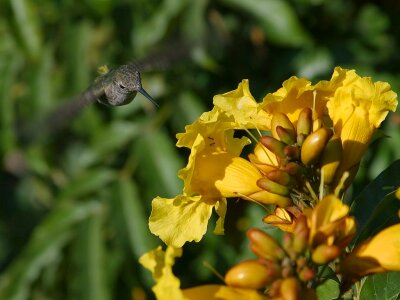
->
(223, 213, 354, 299)
(224, 217, 320, 299)
(255, 108, 343, 207)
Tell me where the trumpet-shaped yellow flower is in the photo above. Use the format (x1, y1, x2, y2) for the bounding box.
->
(139, 246, 185, 300)
(340, 224, 400, 279)
(306, 195, 356, 249)
(325, 67, 398, 183)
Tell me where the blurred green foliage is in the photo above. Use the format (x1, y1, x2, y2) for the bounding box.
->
(0, 0, 400, 299)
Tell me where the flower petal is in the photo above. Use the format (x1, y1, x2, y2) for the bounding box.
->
(261, 76, 328, 127)
(149, 195, 216, 247)
(139, 246, 185, 300)
(340, 224, 400, 279)
(326, 67, 398, 177)
(213, 79, 271, 130)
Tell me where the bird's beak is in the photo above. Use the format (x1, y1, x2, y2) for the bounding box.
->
(139, 87, 159, 108)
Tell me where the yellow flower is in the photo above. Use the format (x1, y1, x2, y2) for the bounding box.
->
(306, 194, 356, 249)
(150, 85, 286, 247)
(325, 67, 398, 184)
(139, 246, 185, 300)
(340, 224, 400, 280)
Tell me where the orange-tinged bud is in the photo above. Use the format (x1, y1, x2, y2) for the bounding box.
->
(272, 113, 296, 141)
(266, 170, 292, 186)
(285, 162, 302, 175)
(280, 277, 301, 300)
(312, 244, 341, 264)
(260, 136, 286, 159)
(298, 266, 315, 282)
(284, 145, 300, 160)
(321, 135, 343, 185)
(276, 126, 295, 145)
(268, 279, 282, 298)
(297, 108, 312, 136)
(247, 228, 285, 261)
(224, 259, 273, 289)
(257, 178, 290, 196)
(292, 217, 309, 254)
(301, 127, 333, 165)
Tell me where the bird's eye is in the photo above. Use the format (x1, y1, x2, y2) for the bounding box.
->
(118, 82, 126, 89)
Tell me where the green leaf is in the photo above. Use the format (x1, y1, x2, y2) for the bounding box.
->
(59, 168, 117, 200)
(350, 160, 400, 246)
(359, 272, 400, 300)
(0, 201, 102, 300)
(220, 0, 311, 46)
(69, 209, 108, 300)
(316, 267, 340, 300)
(10, 0, 42, 61)
(133, 130, 183, 199)
(116, 177, 158, 258)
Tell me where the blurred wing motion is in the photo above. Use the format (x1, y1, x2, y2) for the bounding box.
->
(20, 40, 191, 144)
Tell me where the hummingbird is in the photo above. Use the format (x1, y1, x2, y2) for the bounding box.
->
(20, 40, 190, 144)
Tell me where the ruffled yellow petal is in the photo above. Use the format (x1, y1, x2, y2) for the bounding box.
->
(139, 246, 185, 300)
(149, 195, 219, 247)
(261, 76, 328, 127)
(176, 107, 237, 149)
(213, 79, 271, 130)
(182, 285, 269, 300)
(326, 67, 398, 177)
(340, 224, 400, 279)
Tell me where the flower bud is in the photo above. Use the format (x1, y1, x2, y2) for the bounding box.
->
(297, 108, 312, 136)
(272, 113, 296, 142)
(301, 127, 333, 165)
(276, 126, 295, 145)
(280, 277, 301, 300)
(298, 266, 315, 282)
(257, 177, 290, 196)
(252, 190, 292, 207)
(266, 170, 292, 186)
(224, 259, 273, 289)
(247, 228, 285, 261)
(284, 162, 302, 175)
(268, 279, 282, 298)
(260, 136, 286, 159)
(292, 216, 309, 254)
(312, 244, 341, 264)
(284, 145, 300, 160)
(320, 135, 343, 185)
